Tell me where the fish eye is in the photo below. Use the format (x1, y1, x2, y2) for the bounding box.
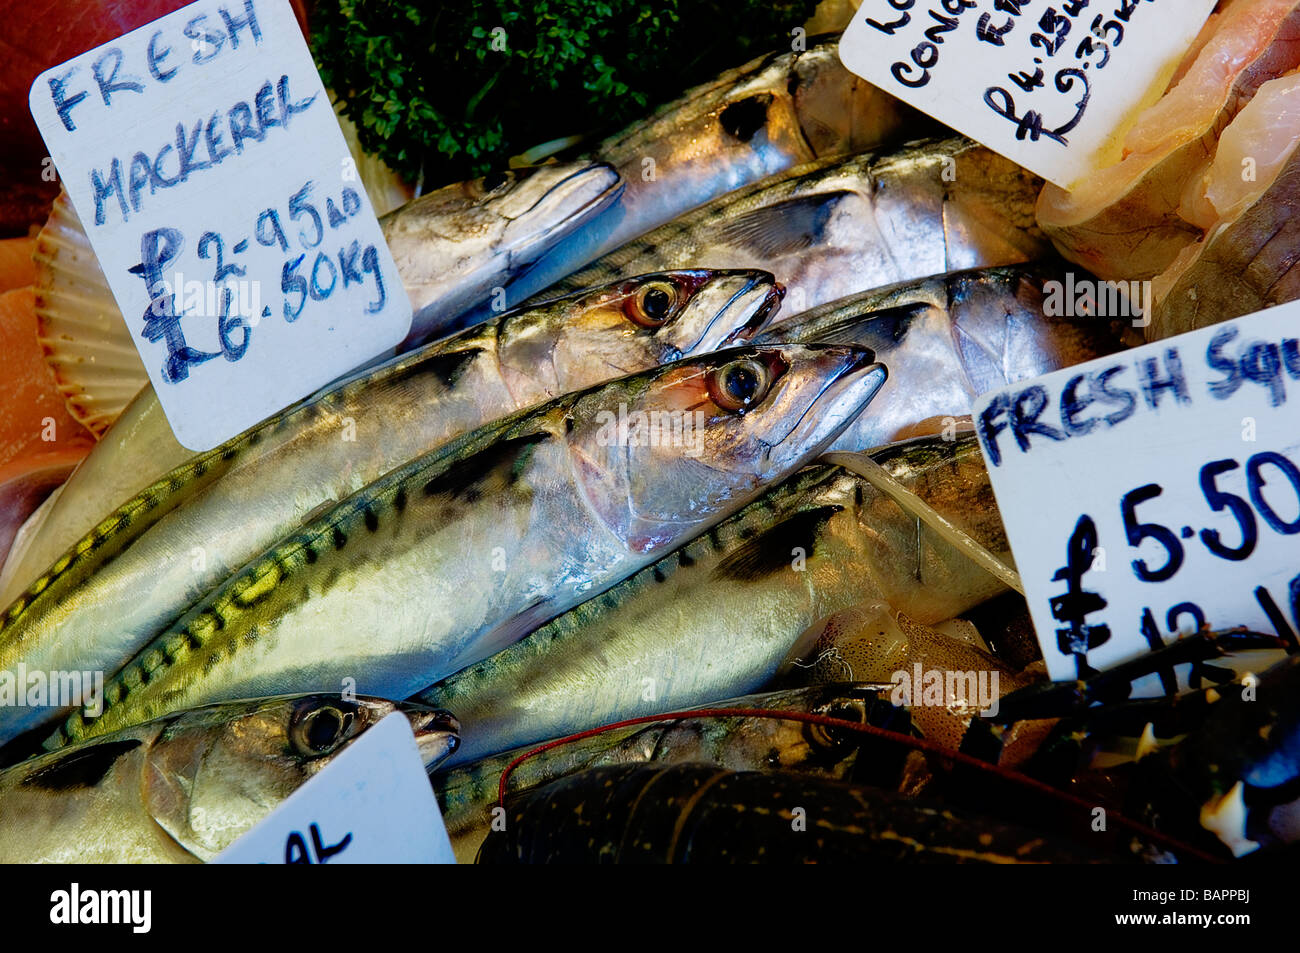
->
(290, 700, 358, 758)
(707, 357, 771, 413)
(624, 280, 680, 328)
(481, 169, 513, 193)
(804, 700, 866, 759)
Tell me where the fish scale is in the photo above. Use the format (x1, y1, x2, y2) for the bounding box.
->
(50, 344, 885, 749)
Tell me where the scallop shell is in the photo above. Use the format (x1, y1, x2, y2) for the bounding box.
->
(33, 191, 147, 438)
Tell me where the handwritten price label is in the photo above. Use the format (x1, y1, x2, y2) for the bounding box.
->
(29, 0, 411, 450)
(974, 302, 1300, 681)
(214, 712, 455, 864)
(838, 0, 1216, 188)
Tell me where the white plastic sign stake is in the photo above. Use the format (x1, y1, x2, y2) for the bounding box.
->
(838, 0, 1217, 188)
(974, 302, 1300, 682)
(29, 0, 411, 451)
(214, 712, 455, 864)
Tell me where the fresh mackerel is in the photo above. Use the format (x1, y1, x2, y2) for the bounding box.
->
(2, 160, 627, 603)
(548, 137, 1050, 318)
(51, 344, 886, 747)
(0, 695, 458, 863)
(489, 35, 919, 311)
(419, 434, 1009, 766)
(0, 271, 779, 744)
(384, 160, 622, 346)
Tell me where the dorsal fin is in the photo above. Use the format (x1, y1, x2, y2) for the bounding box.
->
(793, 302, 934, 349)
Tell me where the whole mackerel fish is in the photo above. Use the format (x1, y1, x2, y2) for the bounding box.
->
(486, 34, 921, 311)
(0, 271, 780, 745)
(548, 137, 1050, 318)
(51, 344, 887, 748)
(434, 684, 901, 864)
(760, 264, 1130, 452)
(0, 160, 627, 603)
(419, 434, 1009, 767)
(0, 695, 458, 863)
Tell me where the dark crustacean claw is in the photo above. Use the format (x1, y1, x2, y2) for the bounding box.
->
(961, 630, 1293, 801)
(1126, 653, 1300, 859)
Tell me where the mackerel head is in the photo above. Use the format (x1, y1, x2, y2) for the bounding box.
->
(0, 695, 457, 862)
(384, 160, 623, 345)
(760, 264, 1129, 451)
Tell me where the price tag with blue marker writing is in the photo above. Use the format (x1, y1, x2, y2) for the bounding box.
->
(838, 0, 1217, 188)
(974, 302, 1300, 682)
(214, 712, 455, 864)
(28, 0, 411, 451)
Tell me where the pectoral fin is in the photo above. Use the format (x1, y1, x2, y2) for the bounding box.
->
(713, 505, 841, 582)
(715, 193, 846, 258)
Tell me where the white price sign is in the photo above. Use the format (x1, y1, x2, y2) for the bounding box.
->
(974, 302, 1300, 682)
(214, 712, 455, 864)
(29, 0, 411, 451)
(838, 0, 1216, 188)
